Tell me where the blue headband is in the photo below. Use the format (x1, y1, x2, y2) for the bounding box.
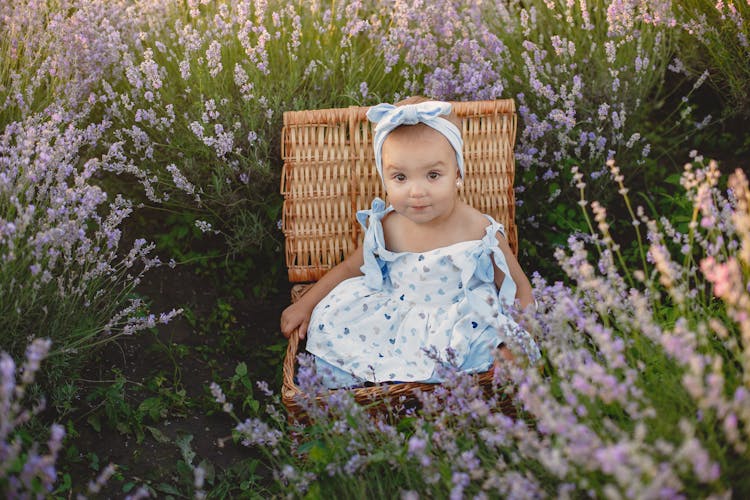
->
(366, 101, 464, 183)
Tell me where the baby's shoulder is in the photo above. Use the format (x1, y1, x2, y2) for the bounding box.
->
(380, 209, 398, 231)
(457, 203, 492, 238)
(381, 210, 402, 245)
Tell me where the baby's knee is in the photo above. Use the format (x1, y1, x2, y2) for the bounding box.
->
(497, 344, 515, 362)
(492, 344, 516, 373)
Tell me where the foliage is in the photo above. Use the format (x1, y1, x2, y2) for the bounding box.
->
(83, 368, 192, 446)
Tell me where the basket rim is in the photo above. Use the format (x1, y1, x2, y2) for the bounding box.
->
(281, 98, 516, 127)
(281, 327, 497, 418)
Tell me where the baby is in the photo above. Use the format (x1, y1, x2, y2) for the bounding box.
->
(281, 97, 540, 388)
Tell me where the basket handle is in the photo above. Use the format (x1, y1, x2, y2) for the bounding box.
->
(283, 326, 302, 399)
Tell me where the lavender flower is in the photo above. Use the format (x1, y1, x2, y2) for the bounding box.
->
(0, 340, 66, 496)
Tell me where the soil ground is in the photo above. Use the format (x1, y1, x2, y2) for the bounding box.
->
(62, 262, 293, 496)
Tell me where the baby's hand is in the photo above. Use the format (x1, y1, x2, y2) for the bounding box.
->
(280, 301, 313, 339)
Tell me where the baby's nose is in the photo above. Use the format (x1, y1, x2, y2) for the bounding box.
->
(409, 181, 427, 197)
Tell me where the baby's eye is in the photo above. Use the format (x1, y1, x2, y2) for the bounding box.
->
(428, 171, 441, 180)
(393, 173, 406, 182)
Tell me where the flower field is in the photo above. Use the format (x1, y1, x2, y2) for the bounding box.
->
(1, 0, 749, 497)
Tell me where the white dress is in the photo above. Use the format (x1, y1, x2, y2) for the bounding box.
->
(305, 198, 540, 388)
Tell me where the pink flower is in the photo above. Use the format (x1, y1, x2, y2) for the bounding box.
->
(700, 256, 739, 299)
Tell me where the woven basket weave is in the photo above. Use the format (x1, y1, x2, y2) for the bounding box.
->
(280, 99, 518, 420)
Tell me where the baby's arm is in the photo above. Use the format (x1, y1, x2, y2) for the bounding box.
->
(491, 234, 533, 367)
(491, 233, 533, 309)
(280, 246, 365, 339)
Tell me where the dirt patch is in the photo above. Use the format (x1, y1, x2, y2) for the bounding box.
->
(63, 263, 293, 495)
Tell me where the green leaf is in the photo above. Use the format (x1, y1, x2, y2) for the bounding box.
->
(396, 416, 416, 433)
(244, 398, 260, 414)
(176, 459, 193, 478)
(52, 473, 72, 494)
(235, 362, 248, 377)
(307, 442, 330, 465)
(146, 425, 172, 444)
(155, 482, 182, 495)
(65, 444, 80, 461)
(175, 433, 196, 466)
(367, 451, 389, 463)
(87, 414, 101, 433)
(88, 452, 100, 471)
(303, 481, 322, 500)
(139, 397, 167, 420)
(266, 343, 286, 353)
(664, 173, 682, 186)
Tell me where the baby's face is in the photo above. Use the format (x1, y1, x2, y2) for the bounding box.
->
(381, 124, 461, 226)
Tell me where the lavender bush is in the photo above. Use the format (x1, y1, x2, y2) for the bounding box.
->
(0, 339, 64, 497)
(4, 0, 735, 272)
(90, 0, 732, 286)
(0, 339, 134, 497)
(86, 0, 407, 260)
(674, 0, 750, 116)
(0, 0, 174, 122)
(0, 109, 178, 406)
(375, 0, 671, 174)
(216, 156, 749, 497)
(98, 0, 677, 207)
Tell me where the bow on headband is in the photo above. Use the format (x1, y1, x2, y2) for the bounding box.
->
(366, 101, 464, 183)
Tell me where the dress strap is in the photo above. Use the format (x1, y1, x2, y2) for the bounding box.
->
(453, 215, 517, 318)
(482, 215, 517, 310)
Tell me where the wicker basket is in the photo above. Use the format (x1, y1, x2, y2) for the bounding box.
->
(280, 99, 518, 421)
